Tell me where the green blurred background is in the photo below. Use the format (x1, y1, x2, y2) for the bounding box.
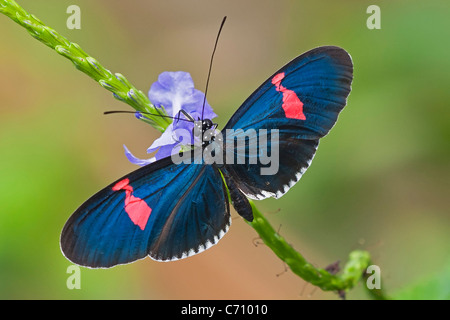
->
(0, 0, 449, 299)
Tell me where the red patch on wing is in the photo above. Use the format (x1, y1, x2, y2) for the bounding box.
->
(271, 72, 306, 120)
(112, 178, 152, 230)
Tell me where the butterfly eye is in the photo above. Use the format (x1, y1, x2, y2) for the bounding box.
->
(202, 119, 213, 131)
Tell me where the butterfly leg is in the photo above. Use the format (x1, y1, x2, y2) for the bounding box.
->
(177, 109, 195, 122)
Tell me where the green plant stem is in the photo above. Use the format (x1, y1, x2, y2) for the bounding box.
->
(0, 0, 169, 132)
(1, 0, 389, 299)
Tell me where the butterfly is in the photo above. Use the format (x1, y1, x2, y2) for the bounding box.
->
(60, 46, 353, 268)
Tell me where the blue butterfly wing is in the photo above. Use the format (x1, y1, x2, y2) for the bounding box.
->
(61, 156, 230, 268)
(222, 46, 353, 200)
(223, 46, 353, 136)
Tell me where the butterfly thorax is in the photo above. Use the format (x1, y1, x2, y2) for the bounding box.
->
(193, 119, 220, 148)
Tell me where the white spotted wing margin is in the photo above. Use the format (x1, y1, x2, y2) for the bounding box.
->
(148, 164, 231, 262)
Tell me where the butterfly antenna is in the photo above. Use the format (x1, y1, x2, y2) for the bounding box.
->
(103, 110, 193, 123)
(201, 16, 227, 122)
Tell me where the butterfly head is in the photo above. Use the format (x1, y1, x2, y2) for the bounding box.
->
(202, 119, 214, 132)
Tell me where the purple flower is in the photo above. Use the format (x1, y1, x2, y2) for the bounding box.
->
(124, 71, 217, 165)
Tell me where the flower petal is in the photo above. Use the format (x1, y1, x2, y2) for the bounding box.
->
(146, 123, 177, 153)
(123, 145, 155, 166)
(180, 89, 217, 120)
(172, 123, 196, 145)
(125, 71, 219, 167)
(148, 71, 196, 116)
(153, 143, 180, 161)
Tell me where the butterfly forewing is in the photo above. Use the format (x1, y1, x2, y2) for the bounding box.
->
(222, 46, 353, 200)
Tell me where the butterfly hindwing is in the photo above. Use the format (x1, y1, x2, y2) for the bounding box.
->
(221, 137, 319, 200)
(147, 163, 230, 261)
(222, 46, 353, 200)
(60, 155, 230, 268)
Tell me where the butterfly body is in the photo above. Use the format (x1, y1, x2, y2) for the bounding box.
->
(61, 46, 353, 268)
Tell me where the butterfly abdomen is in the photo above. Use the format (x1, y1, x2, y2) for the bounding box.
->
(222, 171, 253, 222)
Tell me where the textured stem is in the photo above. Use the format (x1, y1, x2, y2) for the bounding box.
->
(0, 0, 169, 132)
